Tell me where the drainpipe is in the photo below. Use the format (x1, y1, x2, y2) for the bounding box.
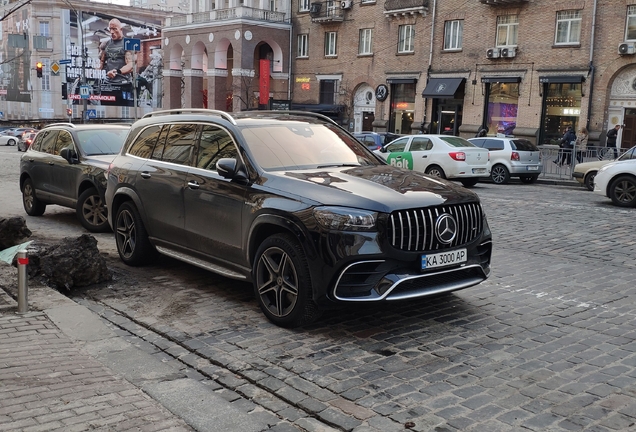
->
(421, 0, 437, 132)
(586, 0, 598, 132)
(288, 19, 293, 102)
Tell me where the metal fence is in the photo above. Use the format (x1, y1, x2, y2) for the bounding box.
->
(539, 145, 623, 179)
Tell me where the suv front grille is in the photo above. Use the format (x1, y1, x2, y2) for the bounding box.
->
(388, 203, 483, 252)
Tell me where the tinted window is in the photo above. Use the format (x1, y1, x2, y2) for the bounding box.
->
(160, 124, 197, 165)
(470, 139, 485, 147)
(30, 131, 48, 152)
(196, 125, 237, 170)
(484, 139, 505, 151)
(439, 136, 476, 148)
(385, 137, 408, 152)
(410, 137, 432, 151)
(128, 125, 162, 158)
(511, 139, 539, 152)
(38, 130, 59, 154)
(54, 131, 74, 156)
(77, 129, 129, 155)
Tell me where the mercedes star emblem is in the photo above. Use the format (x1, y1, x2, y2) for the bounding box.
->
(435, 214, 457, 244)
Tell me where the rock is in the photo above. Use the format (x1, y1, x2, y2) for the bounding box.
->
(19, 234, 111, 291)
(0, 217, 32, 250)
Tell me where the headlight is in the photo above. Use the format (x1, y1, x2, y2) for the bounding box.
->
(313, 207, 377, 231)
(598, 164, 612, 174)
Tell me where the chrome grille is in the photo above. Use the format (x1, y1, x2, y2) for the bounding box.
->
(388, 202, 483, 251)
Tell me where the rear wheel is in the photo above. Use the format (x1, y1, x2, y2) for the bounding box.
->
(584, 171, 597, 191)
(609, 175, 636, 207)
(519, 175, 538, 184)
(77, 188, 110, 233)
(460, 178, 479, 188)
(22, 178, 46, 216)
(490, 164, 510, 184)
(115, 201, 156, 265)
(8, 138, 15, 146)
(425, 165, 446, 179)
(253, 233, 320, 328)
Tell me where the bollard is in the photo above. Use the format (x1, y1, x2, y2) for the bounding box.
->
(17, 250, 28, 314)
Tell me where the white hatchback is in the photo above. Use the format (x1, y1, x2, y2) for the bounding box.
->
(468, 136, 542, 184)
(593, 156, 636, 207)
(374, 135, 490, 187)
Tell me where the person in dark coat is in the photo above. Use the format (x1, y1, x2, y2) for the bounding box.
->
(554, 126, 576, 166)
(605, 124, 620, 159)
(475, 126, 488, 137)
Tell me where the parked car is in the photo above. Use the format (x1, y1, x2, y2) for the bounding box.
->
(19, 123, 131, 232)
(468, 136, 542, 184)
(4, 127, 37, 138)
(593, 155, 636, 207)
(17, 132, 38, 152)
(573, 146, 636, 191)
(0, 134, 19, 146)
(105, 110, 493, 327)
(374, 134, 490, 188)
(353, 132, 402, 151)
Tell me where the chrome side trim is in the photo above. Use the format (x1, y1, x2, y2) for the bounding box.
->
(156, 246, 247, 280)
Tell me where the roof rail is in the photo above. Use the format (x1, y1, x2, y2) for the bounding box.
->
(142, 109, 237, 125)
(44, 122, 76, 128)
(235, 110, 339, 126)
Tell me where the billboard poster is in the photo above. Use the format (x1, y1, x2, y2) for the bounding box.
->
(0, 9, 32, 103)
(65, 11, 163, 108)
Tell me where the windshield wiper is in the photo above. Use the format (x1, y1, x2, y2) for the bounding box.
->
(316, 163, 360, 168)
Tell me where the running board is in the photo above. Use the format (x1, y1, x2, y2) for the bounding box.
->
(155, 246, 247, 280)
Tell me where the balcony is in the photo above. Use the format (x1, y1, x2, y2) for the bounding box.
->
(167, 6, 286, 27)
(384, 0, 428, 17)
(309, 2, 345, 23)
(479, 0, 529, 4)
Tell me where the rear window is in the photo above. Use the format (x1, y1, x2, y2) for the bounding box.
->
(511, 139, 539, 152)
(439, 136, 476, 148)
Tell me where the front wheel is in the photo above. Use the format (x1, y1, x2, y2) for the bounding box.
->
(253, 233, 320, 328)
(115, 201, 156, 266)
(22, 178, 46, 216)
(460, 178, 479, 188)
(425, 165, 446, 179)
(519, 175, 538, 184)
(77, 188, 110, 233)
(490, 164, 510, 184)
(609, 175, 636, 207)
(8, 138, 16, 146)
(584, 171, 597, 191)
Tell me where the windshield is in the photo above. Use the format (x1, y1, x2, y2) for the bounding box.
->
(438, 136, 476, 148)
(618, 146, 636, 161)
(239, 122, 379, 171)
(77, 128, 130, 155)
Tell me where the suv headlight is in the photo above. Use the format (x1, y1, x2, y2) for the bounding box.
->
(313, 207, 377, 231)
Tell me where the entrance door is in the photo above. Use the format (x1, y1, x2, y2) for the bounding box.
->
(362, 112, 374, 131)
(623, 110, 636, 149)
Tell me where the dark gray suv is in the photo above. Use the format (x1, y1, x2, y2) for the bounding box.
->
(105, 110, 492, 327)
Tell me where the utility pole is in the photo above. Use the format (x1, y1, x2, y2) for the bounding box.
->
(78, 9, 87, 123)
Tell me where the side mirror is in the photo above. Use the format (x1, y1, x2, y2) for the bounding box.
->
(59, 147, 79, 164)
(380, 147, 387, 153)
(217, 158, 248, 182)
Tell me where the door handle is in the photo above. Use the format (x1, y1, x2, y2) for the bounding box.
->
(187, 181, 200, 189)
(140, 172, 151, 179)
(422, 155, 428, 158)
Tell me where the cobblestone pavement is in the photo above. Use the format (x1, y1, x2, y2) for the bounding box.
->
(2, 145, 636, 431)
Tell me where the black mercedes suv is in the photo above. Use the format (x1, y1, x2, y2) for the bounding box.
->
(105, 110, 492, 327)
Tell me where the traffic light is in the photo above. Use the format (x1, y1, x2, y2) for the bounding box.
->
(36, 62, 43, 78)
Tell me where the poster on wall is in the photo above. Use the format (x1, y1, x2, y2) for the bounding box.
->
(0, 9, 33, 103)
(65, 11, 163, 108)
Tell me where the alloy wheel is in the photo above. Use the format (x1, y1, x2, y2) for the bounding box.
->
(81, 195, 108, 228)
(116, 209, 137, 259)
(256, 246, 299, 318)
(613, 179, 636, 205)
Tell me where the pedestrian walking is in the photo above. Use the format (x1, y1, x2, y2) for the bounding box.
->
(605, 124, 620, 159)
(575, 126, 589, 163)
(554, 126, 576, 166)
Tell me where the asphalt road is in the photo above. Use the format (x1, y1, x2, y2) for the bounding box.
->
(2, 145, 636, 431)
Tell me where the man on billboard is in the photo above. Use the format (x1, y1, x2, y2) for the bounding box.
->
(99, 18, 133, 84)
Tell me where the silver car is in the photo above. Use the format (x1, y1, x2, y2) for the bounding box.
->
(468, 137, 542, 184)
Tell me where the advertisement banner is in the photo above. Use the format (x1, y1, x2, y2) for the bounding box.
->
(66, 11, 163, 108)
(0, 9, 32, 102)
(259, 59, 270, 106)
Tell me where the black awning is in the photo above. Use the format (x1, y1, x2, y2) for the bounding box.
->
(421, 78, 465, 98)
(386, 78, 417, 84)
(290, 103, 344, 114)
(538, 75, 585, 84)
(481, 76, 522, 83)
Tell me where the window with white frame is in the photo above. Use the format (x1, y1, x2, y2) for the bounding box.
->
(555, 10, 581, 45)
(297, 34, 308, 58)
(39, 21, 50, 37)
(398, 25, 414, 53)
(324, 32, 337, 57)
(299, 0, 309, 12)
(359, 29, 373, 55)
(444, 20, 463, 50)
(626, 5, 636, 40)
(41, 59, 50, 91)
(122, 106, 131, 119)
(496, 15, 518, 47)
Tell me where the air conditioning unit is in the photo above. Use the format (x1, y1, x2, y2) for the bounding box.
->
(619, 42, 636, 55)
(341, 0, 352, 9)
(309, 2, 321, 16)
(487, 48, 500, 59)
(501, 47, 516, 58)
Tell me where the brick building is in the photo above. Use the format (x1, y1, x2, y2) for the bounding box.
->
(290, 0, 636, 149)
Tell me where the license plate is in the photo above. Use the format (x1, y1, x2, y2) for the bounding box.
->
(421, 248, 467, 270)
(472, 168, 487, 174)
(526, 166, 539, 171)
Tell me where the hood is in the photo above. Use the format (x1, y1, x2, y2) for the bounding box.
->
(261, 165, 478, 213)
(83, 154, 118, 170)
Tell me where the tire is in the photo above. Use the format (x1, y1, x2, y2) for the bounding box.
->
(7, 138, 15, 146)
(77, 188, 110, 233)
(490, 164, 510, 184)
(460, 178, 479, 188)
(425, 165, 446, 179)
(253, 233, 320, 328)
(584, 171, 597, 191)
(115, 201, 156, 266)
(22, 178, 46, 216)
(609, 175, 636, 208)
(519, 175, 538, 184)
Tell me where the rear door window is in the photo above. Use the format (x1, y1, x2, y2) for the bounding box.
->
(160, 124, 198, 165)
(484, 139, 505, 151)
(470, 139, 485, 147)
(409, 136, 432, 151)
(511, 139, 539, 152)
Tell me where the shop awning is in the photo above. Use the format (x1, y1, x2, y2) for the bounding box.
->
(421, 78, 465, 98)
(481, 76, 522, 83)
(538, 75, 585, 84)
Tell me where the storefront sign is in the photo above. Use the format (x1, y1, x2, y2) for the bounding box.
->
(296, 77, 310, 83)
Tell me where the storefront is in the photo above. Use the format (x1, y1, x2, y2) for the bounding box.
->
(421, 77, 465, 135)
(480, 77, 521, 136)
(539, 76, 584, 145)
(387, 78, 416, 134)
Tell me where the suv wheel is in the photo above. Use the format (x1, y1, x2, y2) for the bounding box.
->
(253, 233, 320, 328)
(609, 175, 636, 207)
(77, 188, 110, 233)
(115, 201, 156, 265)
(22, 178, 46, 216)
(491, 164, 510, 184)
